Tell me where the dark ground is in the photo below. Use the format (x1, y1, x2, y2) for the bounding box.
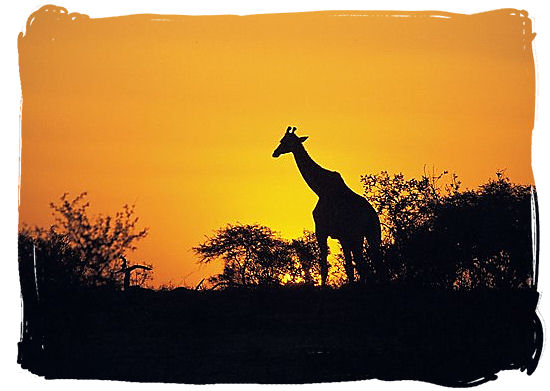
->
(18, 285, 542, 387)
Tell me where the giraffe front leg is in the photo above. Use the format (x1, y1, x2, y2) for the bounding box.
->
(316, 231, 329, 286)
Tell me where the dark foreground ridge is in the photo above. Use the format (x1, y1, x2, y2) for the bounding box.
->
(18, 285, 541, 387)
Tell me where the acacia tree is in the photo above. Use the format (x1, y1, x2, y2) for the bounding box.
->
(289, 230, 321, 285)
(194, 226, 349, 288)
(288, 230, 349, 286)
(193, 224, 294, 288)
(19, 192, 152, 289)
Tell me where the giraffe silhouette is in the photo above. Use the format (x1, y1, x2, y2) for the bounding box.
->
(272, 126, 383, 285)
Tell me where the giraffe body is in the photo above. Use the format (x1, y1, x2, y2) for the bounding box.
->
(273, 126, 383, 285)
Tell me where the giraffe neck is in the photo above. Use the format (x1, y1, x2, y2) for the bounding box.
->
(292, 144, 334, 197)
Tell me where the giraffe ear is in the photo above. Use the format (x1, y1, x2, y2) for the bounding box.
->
(299, 136, 308, 143)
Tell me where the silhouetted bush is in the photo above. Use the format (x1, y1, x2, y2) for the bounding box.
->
(193, 224, 292, 288)
(19, 226, 83, 291)
(361, 170, 535, 289)
(193, 225, 347, 288)
(18, 192, 152, 291)
(193, 171, 534, 290)
(289, 230, 322, 285)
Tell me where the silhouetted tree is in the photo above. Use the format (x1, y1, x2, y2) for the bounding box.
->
(361, 169, 461, 247)
(424, 172, 534, 289)
(288, 230, 351, 287)
(193, 224, 294, 288)
(194, 226, 351, 288)
(289, 230, 322, 285)
(360, 169, 460, 282)
(361, 170, 534, 289)
(19, 192, 152, 290)
(19, 226, 83, 290)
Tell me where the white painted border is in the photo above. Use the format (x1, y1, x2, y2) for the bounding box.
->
(2, 1, 549, 390)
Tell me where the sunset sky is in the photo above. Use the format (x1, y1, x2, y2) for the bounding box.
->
(18, 7, 535, 287)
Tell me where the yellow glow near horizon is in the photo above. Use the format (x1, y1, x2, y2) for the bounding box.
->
(18, 8, 535, 287)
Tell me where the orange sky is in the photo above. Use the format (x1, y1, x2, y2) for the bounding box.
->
(18, 7, 535, 287)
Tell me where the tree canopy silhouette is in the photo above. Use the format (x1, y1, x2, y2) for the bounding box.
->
(193, 224, 291, 288)
(361, 170, 535, 289)
(18, 192, 152, 290)
(289, 230, 322, 285)
(193, 224, 344, 288)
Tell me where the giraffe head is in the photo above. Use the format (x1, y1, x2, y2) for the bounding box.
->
(272, 126, 308, 158)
